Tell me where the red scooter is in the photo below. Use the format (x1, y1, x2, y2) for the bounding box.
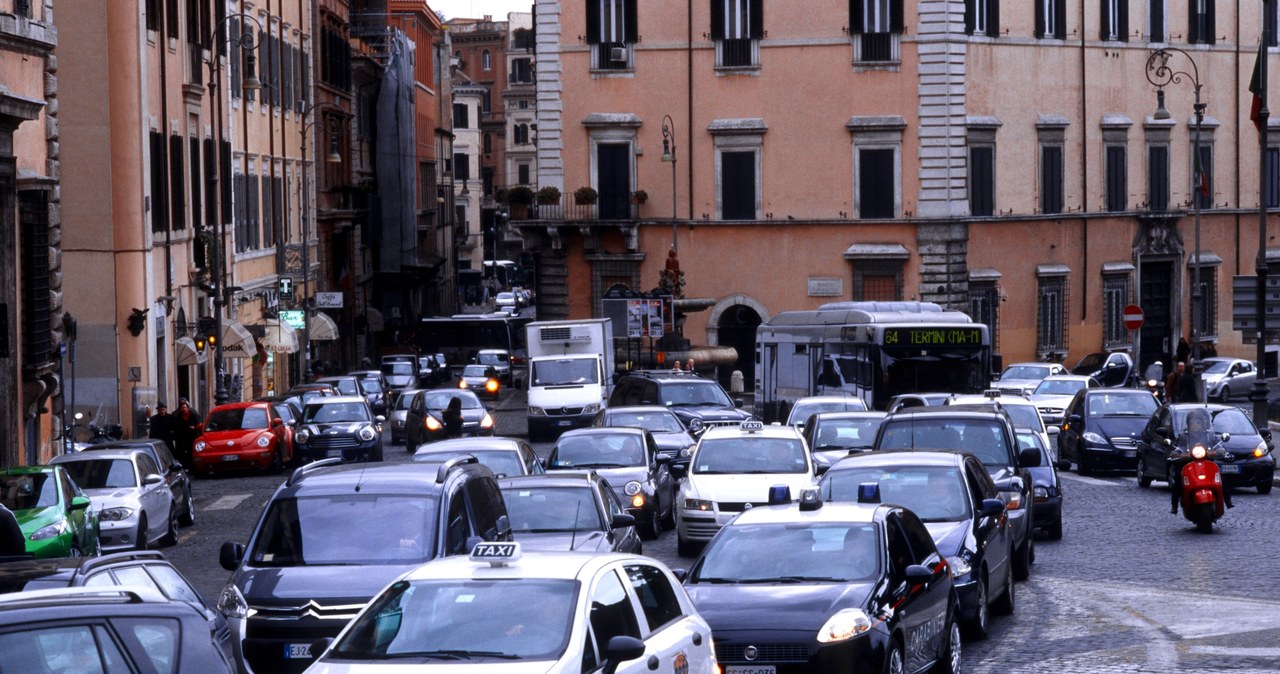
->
(1174, 408, 1226, 533)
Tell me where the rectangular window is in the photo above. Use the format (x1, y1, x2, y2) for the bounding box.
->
(146, 0, 160, 32)
(203, 137, 216, 230)
(454, 153, 470, 182)
(1036, 0, 1066, 38)
(1102, 275, 1131, 347)
(711, 0, 763, 67)
(518, 164, 530, 185)
(168, 135, 185, 231)
(1037, 275, 1068, 353)
(854, 260, 903, 301)
(969, 145, 994, 216)
(1193, 143, 1214, 210)
(166, 0, 179, 39)
(1269, 0, 1280, 47)
(19, 191, 51, 366)
(233, 173, 247, 252)
(1149, 0, 1165, 42)
(969, 282, 999, 350)
(1040, 145, 1063, 214)
(453, 103, 469, 129)
(1267, 147, 1280, 209)
(965, 0, 1000, 36)
(1105, 145, 1126, 212)
(586, 0, 637, 69)
(188, 137, 202, 231)
(859, 148, 895, 218)
(1188, 0, 1215, 45)
(270, 174, 283, 248)
(230, 18, 242, 100)
(720, 150, 756, 220)
(1148, 144, 1169, 210)
(1102, 0, 1128, 40)
(511, 58, 533, 83)
(850, 0, 903, 61)
(149, 131, 168, 233)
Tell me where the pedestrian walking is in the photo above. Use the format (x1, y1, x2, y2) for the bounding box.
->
(148, 402, 176, 454)
(1164, 361, 1185, 402)
(0, 503, 24, 556)
(173, 398, 202, 469)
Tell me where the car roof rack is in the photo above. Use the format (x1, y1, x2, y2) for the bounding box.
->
(436, 454, 479, 483)
(287, 457, 343, 486)
(0, 585, 161, 608)
(78, 550, 166, 575)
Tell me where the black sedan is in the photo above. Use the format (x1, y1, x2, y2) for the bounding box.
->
(1016, 431, 1067, 540)
(1137, 403, 1277, 494)
(801, 411, 887, 474)
(684, 494, 960, 673)
(545, 427, 674, 540)
(1058, 388, 1159, 474)
(591, 405, 697, 463)
(497, 472, 641, 554)
(403, 388, 495, 447)
(820, 449, 1013, 640)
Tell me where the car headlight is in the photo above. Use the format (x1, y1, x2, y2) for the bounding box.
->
(624, 480, 642, 496)
(217, 582, 251, 620)
(425, 416, 442, 431)
(684, 498, 713, 511)
(631, 493, 647, 508)
(680, 447, 693, 458)
(816, 608, 872, 643)
(458, 380, 469, 389)
(359, 427, 377, 442)
(194, 440, 207, 452)
(998, 490, 1024, 510)
(256, 435, 271, 448)
(583, 403, 601, 414)
(1082, 431, 1107, 444)
(30, 520, 68, 540)
(1033, 486, 1050, 499)
(481, 413, 495, 429)
(528, 407, 547, 417)
(295, 429, 311, 443)
(687, 418, 705, 433)
(99, 507, 134, 521)
(945, 555, 971, 578)
(1255, 442, 1269, 458)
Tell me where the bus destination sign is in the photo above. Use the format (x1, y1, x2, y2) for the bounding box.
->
(883, 327, 984, 347)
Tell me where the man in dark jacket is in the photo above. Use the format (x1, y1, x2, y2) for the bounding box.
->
(149, 402, 176, 454)
(0, 503, 25, 556)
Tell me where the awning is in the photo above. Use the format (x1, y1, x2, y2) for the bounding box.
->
(311, 312, 339, 341)
(260, 321, 299, 354)
(366, 308, 385, 333)
(175, 337, 206, 366)
(221, 320, 255, 359)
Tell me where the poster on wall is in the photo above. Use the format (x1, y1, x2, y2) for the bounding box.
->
(626, 299, 664, 339)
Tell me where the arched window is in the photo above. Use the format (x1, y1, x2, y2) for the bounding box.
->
(482, 49, 491, 70)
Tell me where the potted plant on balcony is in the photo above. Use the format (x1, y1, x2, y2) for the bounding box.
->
(574, 186, 599, 205)
(632, 189, 648, 205)
(507, 185, 535, 206)
(537, 186, 561, 205)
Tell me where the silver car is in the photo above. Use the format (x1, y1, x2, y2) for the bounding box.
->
(50, 447, 176, 551)
(1200, 357, 1257, 402)
(389, 387, 424, 445)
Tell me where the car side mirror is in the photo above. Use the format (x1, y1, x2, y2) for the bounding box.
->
(219, 541, 245, 571)
(905, 564, 935, 582)
(979, 498, 1005, 517)
(612, 513, 636, 529)
(171, 462, 185, 472)
(602, 636, 648, 674)
(272, 418, 284, 428)
(1067, 414, 1083, 426)
(70, 495, 91, 511)
(1261, 428, 1273, 442)
(1019, 447, 1041, 468)
(1221, 432, 1231, 442)
(375, 415, 386, 423)
(735, 398, 745, 408)
(143, 473, 164, 486)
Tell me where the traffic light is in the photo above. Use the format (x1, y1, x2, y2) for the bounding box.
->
(197, 316, 218, 351)
(126, 308, 148, 337)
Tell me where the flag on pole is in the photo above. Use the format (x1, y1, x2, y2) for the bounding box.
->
(1250, 42, 1265, 134)
(1193, 146, 1210, 199)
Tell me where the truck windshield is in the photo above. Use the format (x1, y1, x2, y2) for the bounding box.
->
(532, 359, 599, 386)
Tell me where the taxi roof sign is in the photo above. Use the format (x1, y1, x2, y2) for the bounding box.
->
(740, 419, 765, 433)
(470, 541, 521, 566)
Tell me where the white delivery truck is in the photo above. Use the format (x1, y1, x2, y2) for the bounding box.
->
(525, 318, 615, 441)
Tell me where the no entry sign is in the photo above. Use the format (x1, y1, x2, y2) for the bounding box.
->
(1123, 304, 1144, 331)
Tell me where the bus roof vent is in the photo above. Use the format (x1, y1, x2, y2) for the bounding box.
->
(538, 326, 592, 343)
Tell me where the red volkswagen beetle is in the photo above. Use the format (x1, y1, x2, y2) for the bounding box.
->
(191, 401, 293, 476)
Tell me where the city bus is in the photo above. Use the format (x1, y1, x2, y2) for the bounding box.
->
(754, 301, 996, 420)
(415, 314, 532, 379)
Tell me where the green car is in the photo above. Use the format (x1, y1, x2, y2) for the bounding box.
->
(0, 465, 100, 558)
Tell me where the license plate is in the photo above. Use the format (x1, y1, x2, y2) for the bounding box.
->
(1220, 464, 1241, 474)
(1123, 450, 1136, 458)
(284, 643, 312, 659)
(220, 455, 240, 462)
(726, 667, 776, 674)
(557, 420, 571, 426)
(326, 450, 342, 458)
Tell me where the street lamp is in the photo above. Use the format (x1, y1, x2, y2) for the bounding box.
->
(661, 114, 678, 253)
(205, 12, 262, 405)
(1147, 48, 1206, 381)
(1254, 5, 1274, 426)
(298, 103, 343, 381)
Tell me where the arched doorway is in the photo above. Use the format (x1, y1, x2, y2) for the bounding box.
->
(716, 304, 762, 392)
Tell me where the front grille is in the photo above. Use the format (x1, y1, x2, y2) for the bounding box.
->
(718, 502, 765, 513)
(307, 436, 360, 450)
(1110, 437, 1137, 449)
(702, 419, 742, 430)
(545, 407, 586, 417)
(715, 642, 811, 664)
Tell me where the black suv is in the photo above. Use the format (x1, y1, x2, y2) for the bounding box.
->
(608, 370, 754, 437)
(874, 404, 1041, 581)
(217, 456, 512, 674)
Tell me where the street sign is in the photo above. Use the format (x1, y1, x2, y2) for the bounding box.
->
(278, 276, 294, 301)
(1122, 304, 1144, 331)
(315, 292, 343, 309)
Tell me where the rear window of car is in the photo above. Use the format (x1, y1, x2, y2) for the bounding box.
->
(877, 418, 1012, 467)
(60, 459, 137, 489)
(205, 406, 270, 431)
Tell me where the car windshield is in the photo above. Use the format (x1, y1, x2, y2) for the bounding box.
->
(249, 494, 439, 566)
(383, 362, 415, 376)
(606, 410, 684, 433)
(693, 437, 808, 474)
(810, 418, 883, 450)
(1088, 393, 1158, 417)
(1001, 365, 1050, 380)
(877, 420, 1012, 467)
(462, 365, 491, 377)
(787, 399, 867, 424)
(1034, 379, 1086, 396)
(204, 406, 270, 431)
(322, 379, 361, 396)
(303, 402, 371, 424)
(332, 579, 578, 661)
(417, 450, 524, 478)
(503, 486, 605, 532)
(395, 393, 419, 412)
(424, 392, 483, 411)
(531, 359, 599, 386)
(1173, 407, 1259, 436)
(477, 352, 508, 366)
(821, 465, 970, 522)
(661, 381, 734, 407)
(1201, 360, 1232, 375)
(551, 435, 645, 468)
(0, 473, 57, 510)
(59, 459, 136, 489)
(690, 522, 881, 583)
(362, 380, 384, 394)
(1075, 353, 1106, 371)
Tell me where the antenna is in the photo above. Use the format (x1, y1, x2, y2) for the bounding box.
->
(569, 499, 582, 551)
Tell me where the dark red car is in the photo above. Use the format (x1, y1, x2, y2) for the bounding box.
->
(191, 402, 294, 476)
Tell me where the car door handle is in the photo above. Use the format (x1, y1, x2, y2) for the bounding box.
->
(647, 655, 659, 670)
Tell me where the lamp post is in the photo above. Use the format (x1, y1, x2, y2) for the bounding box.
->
(661, 114, 678, 253)
(298, 103, 343, 381)
(1254, 3, 1274, 426)
(205, 13, 262, 405)
(1147, 48, 1206, 383)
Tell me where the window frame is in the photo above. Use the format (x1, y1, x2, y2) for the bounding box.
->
(1101, 0, 1129, 41)
(1102, 271, 1133, 348)
(1036, 0, 1067, 39)
(1036, 269, 1070, 357)
(848, 116, 905, 220)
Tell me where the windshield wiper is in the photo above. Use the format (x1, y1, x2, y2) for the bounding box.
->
(413, 650, 520, 660)
(772, 575, 845, 583)
(569, 462, 629, 468)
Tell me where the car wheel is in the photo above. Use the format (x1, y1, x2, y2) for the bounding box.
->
(136, 514, 149, 550)
(1048, 515, 1063, 540)
(991, 564, 1015, 615)
(159, 504, 178, 547)
(1013, 536, 1032, 581)
(1260, 480, 1273, 495)
(660, 502, 676, 530)
(962, 576, 990, 640)
(178, 487, 196, 526)
(270, 448, 284, 474)
(932, 611, 963, 674)
(676, 535, 701, 558)
(882, 641, 904, 674)
(1137, 458, 1153, 488)
(639, 508, 660, 541)
(371, 444, 384, 462)
(1076, 452, 1091, 476)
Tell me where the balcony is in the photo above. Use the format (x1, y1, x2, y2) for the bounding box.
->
(509, 199, 641, 222)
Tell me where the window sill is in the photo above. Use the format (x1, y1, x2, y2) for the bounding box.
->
(714, 65, 761, 76)
(852, 60, 901, 73)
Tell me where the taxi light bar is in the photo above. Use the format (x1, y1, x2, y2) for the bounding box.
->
(983, 389, 1001, 399)
(470, 541, 521, 567)
(767, 484, 791, 505)
(741, 419, 765, 433)
(857, 482, 881, 504)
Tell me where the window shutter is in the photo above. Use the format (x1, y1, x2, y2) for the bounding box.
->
(1187, 1, 1199, 43)
(169, 135, 185, 231)
(1035, 1, 1045, 37)
(964, 0, 974, 35)
(989, 0, 1000, 36)
(711, 0, 724, 39)
(849, 0, 863, 35)
(1150, 0, 1163, 42)
(625, 0, 638, 42)
(1205, 0, 1215, 44)
(585, 0, 601, 43)
(220, 140, 232, 224)
(1098, 0, 1107, 40)
(1054, 0, 1066, 38)
(1118, 0, 1128, 41)
(749, 0, 764, 38)
(890, 0, 903, 33)
(150, 132, 168, 233)
(189, 137, 202, 230)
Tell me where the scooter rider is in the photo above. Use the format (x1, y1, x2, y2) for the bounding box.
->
(1170, 408, 1233, 515)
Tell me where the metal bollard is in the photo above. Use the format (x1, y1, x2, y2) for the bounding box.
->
(730, 370, 744, 393)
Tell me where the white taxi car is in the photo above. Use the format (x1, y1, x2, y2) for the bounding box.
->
(673, 420, 816, 557)
(303, 542, 718, 674)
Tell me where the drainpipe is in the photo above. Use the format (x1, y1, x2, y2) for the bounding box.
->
(686, 0, 693, 222)
(1079, 0, 1087, 322)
